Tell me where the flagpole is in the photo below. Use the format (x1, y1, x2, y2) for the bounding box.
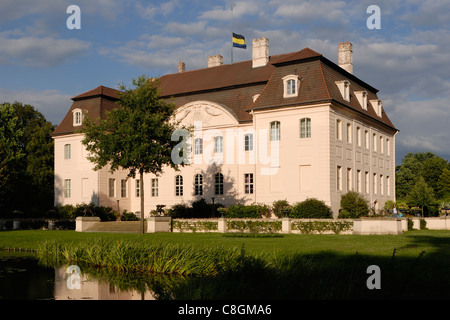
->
(231, 4, 234, 64)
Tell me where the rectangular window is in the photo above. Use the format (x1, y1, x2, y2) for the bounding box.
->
(357, 170, 362, 193)
(357, 127, 361, 147)
(347, 123, 352, 143)
(373, 133, 377, 152)
(380, 174, 384, 195)
(380, 136, 384, 154)
(244, 173, 254, 194)
(194, 174, 203, 196)
(270, 121, 280, 141)
(347, 168, 352, 191)
(300, 118, 311, 138)
(152, 178, 159, 197)
(214, 136, 223, 153)
(336, 120, 342, 140)
(337, 166, 342, 191)
(109, 178, 115, 197)
(64, 179, 71, 198)
(121, 179, 127, 198)
(175, 176, 183, 196)
(136, 179, 140, 198)
(365, 172, 369, 194)
(373, 173, 377, 194)
(365, 130, 369, 149)
(64, 144, 71, 159)
(387, 176, 391, 196)
(387, 139, 390, 156)
(194, 138, 203, 155)
(244, 134, 253, 151)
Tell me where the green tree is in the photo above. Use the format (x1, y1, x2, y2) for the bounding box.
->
(396, 152, 448, 199)
(0, 102, 54, 216)
(406, 176, 435, 217)
(436, 168, 450, 200)
(81, 76, 186, 233)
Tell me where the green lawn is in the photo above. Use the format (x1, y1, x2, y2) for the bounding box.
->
(1, 229, 449, 259)
(2, 230, 450, 299)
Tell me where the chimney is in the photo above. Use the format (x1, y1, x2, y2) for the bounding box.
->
(178, 61, 185, 73)
(338, 42, 353, 74)
(252, 37, 269, 68)
(208, 54, 223, 68)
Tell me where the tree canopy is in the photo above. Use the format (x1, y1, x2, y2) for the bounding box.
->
(0, 102, 55, 217)
(396, 152, 449, 200)
(81, 75, 187, 233)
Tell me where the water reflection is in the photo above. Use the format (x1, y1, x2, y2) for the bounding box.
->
(0, 253, 161, 300)
(54, 265, 157, 300)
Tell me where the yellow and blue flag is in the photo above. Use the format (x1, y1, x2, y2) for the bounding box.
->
(232, 33, 247, 49)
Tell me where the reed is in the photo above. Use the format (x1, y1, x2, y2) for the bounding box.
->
(36, 239, 268, 277)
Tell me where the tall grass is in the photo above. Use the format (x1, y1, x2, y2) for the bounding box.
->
(36, 239, 267, 277)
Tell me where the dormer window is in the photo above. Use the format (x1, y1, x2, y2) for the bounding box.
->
(283, 75, 300, 98)
(370, 99, 383, 117)
(335, 80, 350, 102)
(72, 108, 84, 126)
(355, 91, 368, 110)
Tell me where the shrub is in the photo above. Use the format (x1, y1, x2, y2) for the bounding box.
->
(338, 191, 369, 219)
(121, 211, 139, 221)
(167, 199, 224, 218)
(290, 198, 333, 219)
(226, 203, 270, 218)
(272, 199, 292, 218)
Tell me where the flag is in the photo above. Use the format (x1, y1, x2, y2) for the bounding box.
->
(232, 33, 247, 49)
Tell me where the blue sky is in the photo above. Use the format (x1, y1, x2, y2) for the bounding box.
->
(1, 0, 449, 164)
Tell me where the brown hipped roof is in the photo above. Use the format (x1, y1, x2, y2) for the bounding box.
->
(53, 47, 397, 137)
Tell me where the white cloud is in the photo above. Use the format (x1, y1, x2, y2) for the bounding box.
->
(0, 34, 90, 67)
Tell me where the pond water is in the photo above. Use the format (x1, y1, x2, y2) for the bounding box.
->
(0, 253, 158, 300)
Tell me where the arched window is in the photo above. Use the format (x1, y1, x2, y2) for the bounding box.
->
(175, 175, 183, 196)
(299, 118, 311, 138)
(282, 75, 300, 98)
(214, 173, 224, 195)
(72, 108, 83, 126)
(194, 174, 203, 196)
(270, 121, 280, 141)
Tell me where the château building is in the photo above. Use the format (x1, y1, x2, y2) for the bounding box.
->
(52, 38, 398, 218)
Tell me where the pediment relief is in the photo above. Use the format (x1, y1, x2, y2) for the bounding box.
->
(175, 101, 239, 128)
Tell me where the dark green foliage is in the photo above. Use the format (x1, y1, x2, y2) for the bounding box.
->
(225, 203, 270, 218)
(167, 199, 224, 218)
(272, 199, 292, 218)
(338, 191, 369, 218)
(0, 102, 54, 217)
(406, 176, 436, 216)
(290, 198, 333, 219)
(45, 203, 117, 221)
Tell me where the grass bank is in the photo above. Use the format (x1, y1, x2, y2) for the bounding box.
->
(2, 230, 450, 299)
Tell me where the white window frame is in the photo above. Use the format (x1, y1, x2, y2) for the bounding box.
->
(175, 175, 183, 196)
(244, 133, 253, 151)
(72, 108, 84, 126)
(64, 144, 71, 160)
(214, 136, 223, 153)
(135, 179, 140, 198)
(355, 91, 368, 111)
(300, 118, 311, 138)
(109, 178, 116, 197)
(335, 80, 350, 102)
(64, 179, 71, 198)
(244, 173, 254, 194)
(152, 178, 159, 197)
(194, 174, 203, 196)
(270, 121, 281, 141)
(282, 75, 300, 98)
(215, 172, 224, 195)
(121, 179, 127, 198)
(194, 138, 203, 155)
